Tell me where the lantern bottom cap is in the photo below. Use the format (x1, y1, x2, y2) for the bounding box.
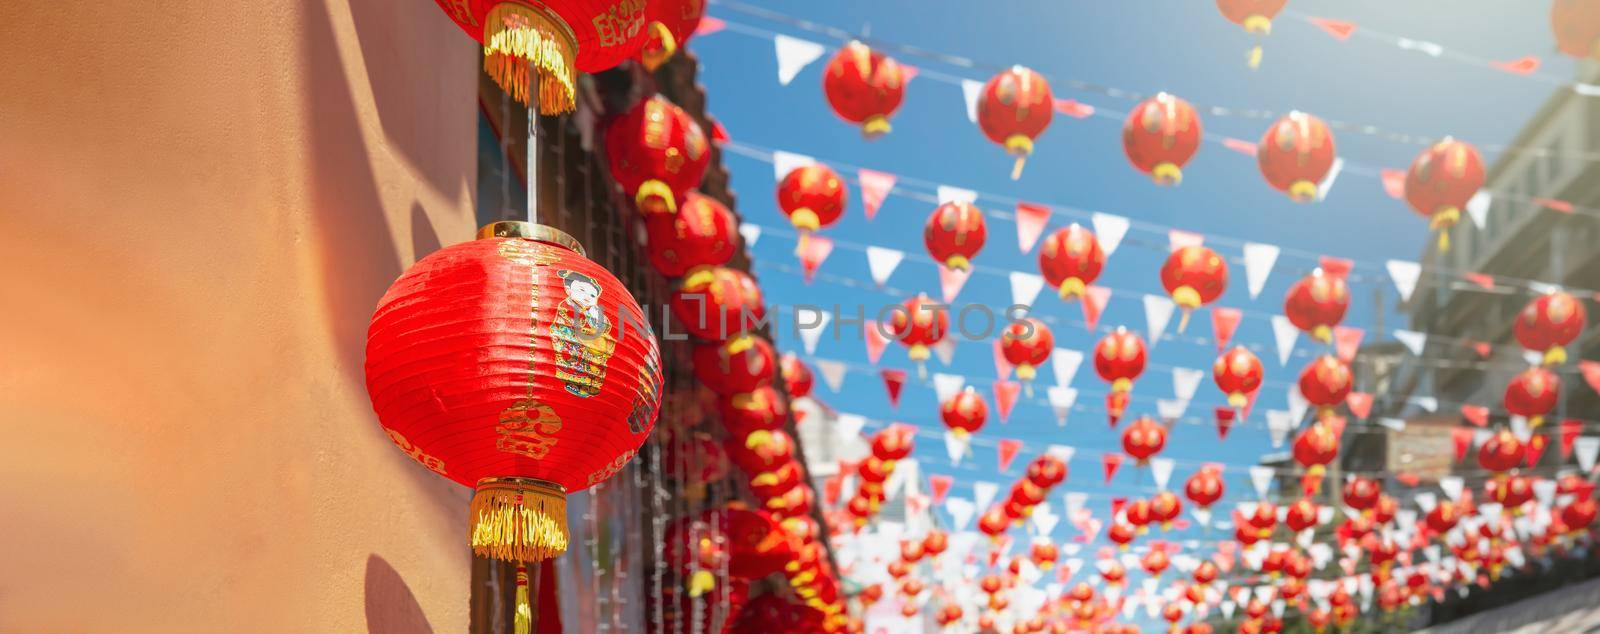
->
(470, 477, 570, 563)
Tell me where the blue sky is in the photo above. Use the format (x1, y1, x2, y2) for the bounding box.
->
(688, 0, 1574, 606)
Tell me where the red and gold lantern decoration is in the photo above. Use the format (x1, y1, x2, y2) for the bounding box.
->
(1284, 498, 1319, 532)
(692, 335, 776, 397)
(923, 529, 949, 558)
(606, 95, 711, 215)
(1107, 522, 1136, 549)
(1151, 490, 1183, 529)
(1122, 92, 1202, 185)
(1257, 112, 1336, 203)
(1001, 318, 1054, 385)
(1505, 367, 1559, 428)
(1185, 467, 1225, 509)
(1027, 454, 1068, 489)
(436, 0, 648, 112)
(924, 201, 988, 271)
(1425, 501, 1462, 534)
(365, 223, 662, 578)
(777, 164, 848, 233)
(1194, 560, 1219, 585)
(1038, 224, 1105, 300)
(1552, 0, 1600, 59)
(1292, 421, 1339, 489)
(727, 429, 794, 479)
(1404, 139, 1485, 251)
(719, 385, 788, 437)
(1096, 328, 1147, 427)
(1514, 291, 1587, 365)
(888, 293, 949, 365)
(1031, 540, 1060, 570)
(1479, 429, 1525, 476)
(637, 0, 704, 71)
(1216, 0, 1288, 68)
(1213, 346, 1263, 408)
(979, 506, 1011, 542)
(977, 66, 1054, 180)
(645, 191, 737, 278)
(822, 41, 907, 139)
(1297, 355, 1352, 420)
(1122, 416, 1168, 465)
(780, 353, 814, 400)
(1344, 476, 1381, 512)
(1562, 497, 1598, 532)
(1283, 269, 1349, 343)
(940, 387, 989, 438)
(1161, 246, 1228, 331)
(670, 266, 765, 341)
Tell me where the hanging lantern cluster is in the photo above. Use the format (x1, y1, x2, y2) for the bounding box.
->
(843, 426, 915, 528)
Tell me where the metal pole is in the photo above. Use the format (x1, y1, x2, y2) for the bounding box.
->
(527, 76, 540, 225)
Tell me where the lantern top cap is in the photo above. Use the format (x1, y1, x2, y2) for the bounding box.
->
(476, 221, 586, 256)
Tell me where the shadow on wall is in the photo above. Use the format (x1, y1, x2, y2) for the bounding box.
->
(365, 554, 434, 634)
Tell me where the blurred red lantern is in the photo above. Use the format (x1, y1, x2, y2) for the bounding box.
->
(979, 573, 1004, 596)
(923, 529, 949, 556)
(898, 602, 918, 619)
(645, 191, 737, 278)
(1141, 548, 1170, 576)
(692, 335, 776, 397)
(1292, 422, 1339, 477)
(780, 353, 814, 399)
(365, 223, 661, 566)
(1297, 355, 1352, 419)
(666, 431, 728, 496)
(436, 0, 647, 112)
(1067, 582, 1095, 603)
(1122, 416, 1167, 464)
(1344, 476, 1381, 511)
(1107, 522, 1136, 549)
(1478, 429, 1525, 474)
(1125, 499, 1153, 531)
(1194, 560, 1219, 585)
(977, 66, 1054, 179)
(1009, 480, 1048, 511)
(668, 506, 794, 586)
(768, 484, 814, 521)
(1553, 0, 1600, 59)
(1514, 291, 1587, 365)
(1372, 495, 1397, 525)
(900, 577, 925, 598)
(1213, 346, 1263, 408)
(1151, 491, 1183, 529)
(1404, 139, 1485, 251)
(1425, 501, 1461, 533)
(858, 584, 883, 605)
(636, 0, 704, 71)
(719, 385, 788, 437)
(1162, 603, 1185, 626)
(1161, 246, 1228, 331)
(1258, 112, 1336, 203)
(1284, 498, 1319, 532)
(1001, 318, 1055, 384)
(1096, 327, 1147, 396)
(1031, 541, 1060, 569)
(1027, 454, 1068, 489)
(727, 428, 794, 477)
(1246, 501, 1278, 538)
(924, 201, 988, 271)
(1216, 0, 1285, 33)
(671, 266, 765, 341)
(1283, 270, 1349, 343)
(748, 460, 803, 499)
(1123, 93, 1202, 185)
(822, 41, 906, 138)
(1038, 224, 1105, 301)
(1488, 474, 1534, 508)
(1186, 467, 1225, 509)
(979, 506, 1011, 542)
(888, 293, 949, 364)
(1101, 561, 1127, 585)
(935, 603, 964, 627)
(1562, 497, 1598, 532)
(607, 95, 711, 215)
(871, 425, 916, 463)
(1504, 367, 1559, 428)
(777, 164, 848, 233)
(940, 387, 989, 438)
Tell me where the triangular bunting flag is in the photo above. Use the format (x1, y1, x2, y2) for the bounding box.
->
(1394, 329, 1427, 356)
(1466, 191, 1491, 230)
(1212, 307, 1242, 351)
(1168, 229, 1205, 251)
(1242, 243, 1280, 299)
(1048, 386, 1078, 425)
(1452, 427, 1474, 462)
(1461, 405, 1488, 427)
(1052, 349, 1084, 388)
(1083, 286, 1111, 331)
(946, 497, 976, 531)
(933, 373, 966, 402)
(1578, 437, 1600, 472)
(1332, 326, 1364, 363)
(944, 430, 969, 464)
(798, 308, 830, 354)
(1266, 410, 1294, 448)
(998, 439, 1023, 472)
(1011, 272, 1046, 308)
(1102, 453, 1125, 483)
(1249, 466, 1275, 499)
(1308, 17, 1357, 41)
(857, 169, 896, 220)
(1173, 367, 1205, 402)
(1562, 420, 1583, 459)
(1150, 458, 1175, 490)
(773, 35, 826, 86)
(1580, 361, 1600, 395)
(1270, 315, 1299, 366)
(865, 246, 904, 287)
(939, 265, 971, 303)
(974, 481, 1000, 511)
(1387, 260, 1421, 304)
(864, 320, 890, 364)
(961, 79, 984, 124)
(1215, 407, 1236, 440)
(994, 380, 1021, 422)
(1016, 203, 1051, 254)
(797, 235, 832, 283)
(929, 474, 953, 504)
(1380, 169, 1406, 199)
(816, 358, 846, 392)
(881, 369, 907, 407)
(1346, 392, 1373, 420)
(738, 223, 762, 248)
(771, 150, 815, 182)
(1091, 213, 1130, 257)
(1316, 157, 1345, 201)
(1144, 294, 1176, 345)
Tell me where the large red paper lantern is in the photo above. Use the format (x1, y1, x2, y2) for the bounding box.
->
(1027, 454, 1068, 489)
(1562, 497, 1598, 532)
(1141, 548, 1170, 576)
(645, 191, 737, 278)
(692, 335, 776, 397)
(1404, 139, 1485, 251)
(780, 354, 814, 399)
(1038, 224, 1105, 300)
(1344, 476, 1380, 512)
(777, 164, 848, 233)
(1478, 429, 1525, 475)
(1552, 0, 1600, 59)
(606, 95, 711, 215)
(924, 201, 988, 271)
(1123, 93, 1202, 185)
(1514, 291, 1587, 365)
(822, 41, 907, 139)
(637, 0, 705, 71)
(1122, 416, 1168, 464)
(1161, 245, 1228, 331)
(1297, 355, 1352, 419)
(1213, 346, 1263, 408)
(1292, 422, 1338, 477)
(1504, 367, 1559, 428)
(977, 66, 1054, 179)
(979, 506, 1010, 542)
(435, 0, 648, 112)
(671, 266, 765, 341)
(1001, 318, 1054, 383)
(1258, 112, 1336, 203)
(888, 293, 949, 363)
(1185, 467, 1224, 509)
(1283, 270, 1349, 342)
(365, 222, 663, 565)
(940, 387, 989, 438)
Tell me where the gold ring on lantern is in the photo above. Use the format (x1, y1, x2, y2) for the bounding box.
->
(477, 221, 586, 256)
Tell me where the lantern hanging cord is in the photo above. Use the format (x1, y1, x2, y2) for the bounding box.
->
(527, 81, 539, 225)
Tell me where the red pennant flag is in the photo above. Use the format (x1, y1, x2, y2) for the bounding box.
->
(993, 338, 1015, 380)
(1534, 197, 1575, 213)
(1396, 472, 1421, 487)
(1211, 307, 1242, 351)
(997, 438, 1023, 472)
(1491, 55, 1541, 75)
(1452, 427, 1475, 462)
(857, 168, 897, 220)
(1346, 392, 1373, 420)
(1463, 272, 1496, 289)
(709, 119, 731, 145)
(1580, 361, 1600, 395)
(1380, 169, 1407, 199)
(881, 369, 907, 407)
(1106, 391, 1129, 428)
(1325, 415, 1348, 440)
(1562, 419, 1583, 459)
(693, 16, 726, 36)
(1215, 407, 1236, 440)
(1461, 405, 1489, 427)
(1318, 256, 1354, 279)
(1333, 326, 1364, 363)
(1222, 137, 1258, 156)
(994, 380, 1022, 422)
(1307, 16, 1357, 41)
(1470, 341, 1492, 358)
(1082, 286, 1111, 331)
(1102, 453, 1125, 483)
(939, 264, 971, 303)
(928, 474, 953, 504)
(797, 235, 833, 283)
(1015, 202, 1051, 254)
(864, 320, 890, 364)
(1110, 497, 1128, 520)
(1241, 388, 1260, 422)
(1168, 229, 1204, 251)
(1053, 98, 1095, 119)
(1526, 434, 1550, 467)
(823, 475, 843, 506)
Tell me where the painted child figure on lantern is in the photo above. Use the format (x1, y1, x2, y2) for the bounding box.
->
(552, 269, 617, 397)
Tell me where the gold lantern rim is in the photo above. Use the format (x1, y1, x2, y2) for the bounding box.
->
(477, 221, 586, 257)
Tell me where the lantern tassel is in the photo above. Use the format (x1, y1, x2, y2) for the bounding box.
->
(1011, 155, 1027, 180)
(515, 565, 533, 634)
(470, 477, 570, 563)
(482, 4, 577, 115)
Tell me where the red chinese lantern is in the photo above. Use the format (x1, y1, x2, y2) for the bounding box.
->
(435, 0, 648, 112)
(1107, 522, 1136, 549)
(1213, 346, 1263, 408)
(935, 604, 964, 627)
(1122, 93, 1202, 185)
(940, 387, 988, 438)
(1038, 225, 1105, 302)
(780, 353, 814, 400)
(1096, 328, 1147, 425)
(1505, 367, 1560, 428)
(1027, 454, 1068, 489)
(777, 164, 848, 233)
(1553, 0, 1600, 59)
(979, 506, 1011, 542)
(1101, 560, 1127, 585)
(1404, 139, 1485, 251)
(1151, 491, 1183, 529)
(871, 425, 916, 462)
(1216, 0, 1286, 34)
(727, 428, 794, 477)
(1297, 355, 1352, 420)
(858, 584, 884, 605)
(1185, 467, 1225, 509)
(1372, 495, 1397, 525)
(1488, 474, 1534, 508)
(692, 335, 776, 397)
(719, 385, 788, 437)
(1125, 499, 1153, 532)
(1562, 497, 1598, 532)
(1246, 501, 1278, 538)
(1292, 422, 1339, 478)
(977, 66, 1054, 180)
(1284, 498, 1319, 532)
(606, 95, 711, 215)
(1514, 291, 1587, 365)
(1257, 112, 1336, 203)
(1425, 501, 1461, 534)
(822, 41, 906, 138)
(1283, 270, 1349, 343)
(365, 223, 663, 570)
(1001, 318, 1054, 384)
(1344, 477, 1381, 512)
(1031, 541, 1060, 569)
(924, 201, 988, 271)
(645, 191, 737, 278)
(1162, 603, 1185, 628)
(748, 461, 803, 500)
(1161, 246, 1228, 331)
(1194, 560, 1219, 585)
(670, 266, 765, 342)
(923, 529, 949, 557)
(1122, 416, 1168, 465)
(1141, 548, 1170, 576)
(888, 293, 949, 364)
(1478, 429, 1525, 475)
(768, 485, 813, 520)
(637, 0, 704, 71)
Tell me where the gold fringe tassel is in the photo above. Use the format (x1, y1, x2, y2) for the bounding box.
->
(483, 4, 578, 115)
(514, 564, 533, 634)
(470, 477, 570, 563)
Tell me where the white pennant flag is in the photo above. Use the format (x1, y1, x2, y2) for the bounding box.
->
(1192, 508, 1212, 527)
(1578, 437, 1600, 472)
(1414, 492, 1437, 513)
(1439, 476, 1464, 501)
(1011, 272, 1046, 308)
(774, 35, 825, 86)
(1150, 458, 1175, 490)
(1144, 294, 1176, 345)
(836, 413, 865, 441)
(738, 223, 762, 248)
(946, 497, 977, 531)
(1397, 37, 1445, 57)
(1270, 315, 1299, 365)
(1091, 212, 1131, 257)
(1157, 398, 1188, 422)
(932, 338, 956, 366)
(1411, 396, 1438, 412)
(974, 481, 1000, 511)
(1316, 157, 1345, 201)
(771, 150, 815, 181)
(1047, 444, 1076, 465)
(1242, 242, 1280, 299)
(1266, 411, 1295, 448)
(797, 308, 831, 354)
(1249, 466, 1276, 499)
(1287, 385, 1309, 425)
(1032, 506, 1061, 536)
(1534, 478, 1557, 508)
(1466, 191, 1491, 230)
(1511, 416, 1531, 442)
(1387, 259, 1422, 303)
(944, 430, 970, 464)
(1047, 386, 1078, 425)
(1220, 600, 1236, 620)
(1393, 329, 1427, 356)
(937, 186, 977, 205)
(1052, 349, 1084, 388)
(1173, 367, 1205, 402)
(1378, 417, 1407, 431)
(865, 246, 904, 287)
(961, 79, 984, 124)
(816, 359, 847, 393)
(1065, 492, 1088, 518)
(933, 373, 966, 402)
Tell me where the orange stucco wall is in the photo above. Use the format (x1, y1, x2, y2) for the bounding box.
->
(0, 0, 483, 630)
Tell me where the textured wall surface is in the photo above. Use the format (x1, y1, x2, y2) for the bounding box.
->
(0, 0, 481, 630)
